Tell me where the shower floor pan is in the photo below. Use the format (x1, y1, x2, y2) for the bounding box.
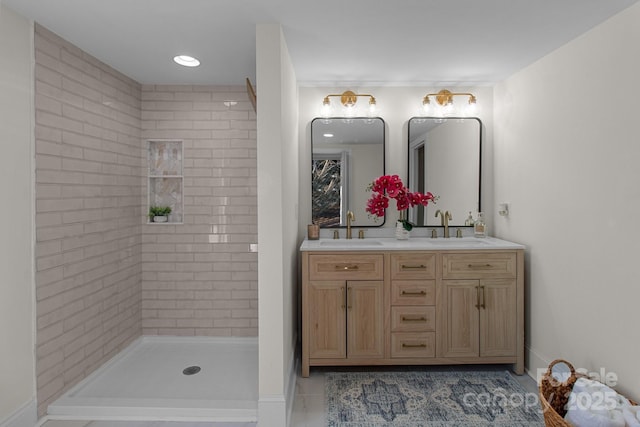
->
(48, 336, 258, 422)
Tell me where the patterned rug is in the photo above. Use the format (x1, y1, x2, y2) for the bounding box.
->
(326, 370, 544, 426)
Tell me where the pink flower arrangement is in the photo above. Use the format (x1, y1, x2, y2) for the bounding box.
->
(366, 174, 436, 230)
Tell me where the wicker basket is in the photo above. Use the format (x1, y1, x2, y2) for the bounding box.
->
(539, 359, 637, 427)
(539, 359, 579, 426)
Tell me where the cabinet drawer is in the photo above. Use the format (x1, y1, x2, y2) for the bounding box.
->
(390, 253, 436, 280)
(308, 254, 383, 281)
(442, 252, 517, 279)
(391, 332, 435, 358)
(391, 306, 436, 332)
(391, 280, 435, 305)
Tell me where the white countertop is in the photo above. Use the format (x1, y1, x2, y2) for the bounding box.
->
(300, 236, 525, 251)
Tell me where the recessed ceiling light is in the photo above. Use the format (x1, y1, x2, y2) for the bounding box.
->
(323, 133, 334, 138)
(173, 55, 200, 67)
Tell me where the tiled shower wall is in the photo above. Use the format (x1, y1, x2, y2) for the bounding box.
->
(34, 25, 143, 414)
(140, 85, 258, 336)
(34, 25, 257, 415)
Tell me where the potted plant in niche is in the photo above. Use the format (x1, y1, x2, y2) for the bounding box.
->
(149, 205, 172, 223)
(366, 174, 437, 239)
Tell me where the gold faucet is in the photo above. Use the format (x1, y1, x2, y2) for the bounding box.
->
(435, 209, 452, 238)
(346, 211, 355, 239)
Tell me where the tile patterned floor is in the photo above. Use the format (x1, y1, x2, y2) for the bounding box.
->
(41, 365, 538, 427)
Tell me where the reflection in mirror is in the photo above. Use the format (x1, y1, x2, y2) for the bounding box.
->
(311, 117, 385, 227)
(408, 117, 481, 226)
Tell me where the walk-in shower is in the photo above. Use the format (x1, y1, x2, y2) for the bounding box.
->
(48, 337, 258, 423)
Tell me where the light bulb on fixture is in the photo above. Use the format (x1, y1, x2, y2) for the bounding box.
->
(344, 104, 356, 118)
(465, 103, 477, 116)
(368, 97, 377, 116)
(321, 97, 332, 117)
(465, 95, 477, 116)
(421, 97, 432, 115)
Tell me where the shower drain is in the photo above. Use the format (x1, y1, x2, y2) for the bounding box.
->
(182, 365, 201, 375)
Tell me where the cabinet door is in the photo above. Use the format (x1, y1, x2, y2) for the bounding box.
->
(441, 280, 479, 358)
(479, 279, 517, 357)
(347, 281, 384, 359)
(308, 281, 346, 359)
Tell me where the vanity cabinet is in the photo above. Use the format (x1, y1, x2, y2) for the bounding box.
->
(304, 255, 384, 370)
(389, 253, 436, 359)
(307, 280, 384, 360)
(439, 253, 518, 359)
(440, 279, 516, 358)
(300, 245, 524, 377)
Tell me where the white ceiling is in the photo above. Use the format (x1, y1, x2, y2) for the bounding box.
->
(4, 0, 639, 86)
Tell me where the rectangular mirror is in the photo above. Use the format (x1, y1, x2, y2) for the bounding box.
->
(408, 117, 481, 227)
(311, 117, 385, 227)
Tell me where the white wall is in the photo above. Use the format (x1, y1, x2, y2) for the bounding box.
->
(494, 2, 640, 400)
(256, 24, 299, 426)
(298, 86, 494, 232)
(0, 5, 36, 426)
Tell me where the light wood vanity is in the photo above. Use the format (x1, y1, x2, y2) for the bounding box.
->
(300, 237, 524, 377)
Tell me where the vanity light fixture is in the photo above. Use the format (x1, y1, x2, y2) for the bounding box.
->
(173, 55, 200, 67)
(322, 90, 377, 117)
(422, 89, 476, 115)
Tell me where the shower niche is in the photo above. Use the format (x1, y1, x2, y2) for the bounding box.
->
(147, 140, 183, 223)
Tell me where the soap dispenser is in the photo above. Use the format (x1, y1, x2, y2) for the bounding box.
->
(474, 212, 486, 237)
(464, 211, 474, 226)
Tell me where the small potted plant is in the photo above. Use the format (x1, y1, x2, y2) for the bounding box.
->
(149, 205, 172, 223)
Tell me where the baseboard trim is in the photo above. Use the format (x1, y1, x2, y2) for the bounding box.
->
(257, 343, 297, 427)
(0, 399, 37, 427)
(284, 343, 298, 427)
(258, 396, 286, 427)
(526, 344, 551, 383)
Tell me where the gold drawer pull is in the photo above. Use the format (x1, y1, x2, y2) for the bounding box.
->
(467, 263, 493, 269)
(401, 264, 426, 269)
(401, 316, 427, 322)
(401, 290, 427, 296)
(402, 343, 427, 348)
(336, 264, 359, 271)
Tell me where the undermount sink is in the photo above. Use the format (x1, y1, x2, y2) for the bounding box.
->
(319, 239, 383, 246)
(426, 237, 490, 245)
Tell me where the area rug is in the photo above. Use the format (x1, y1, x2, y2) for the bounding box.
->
(326, 370, 544, 426)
